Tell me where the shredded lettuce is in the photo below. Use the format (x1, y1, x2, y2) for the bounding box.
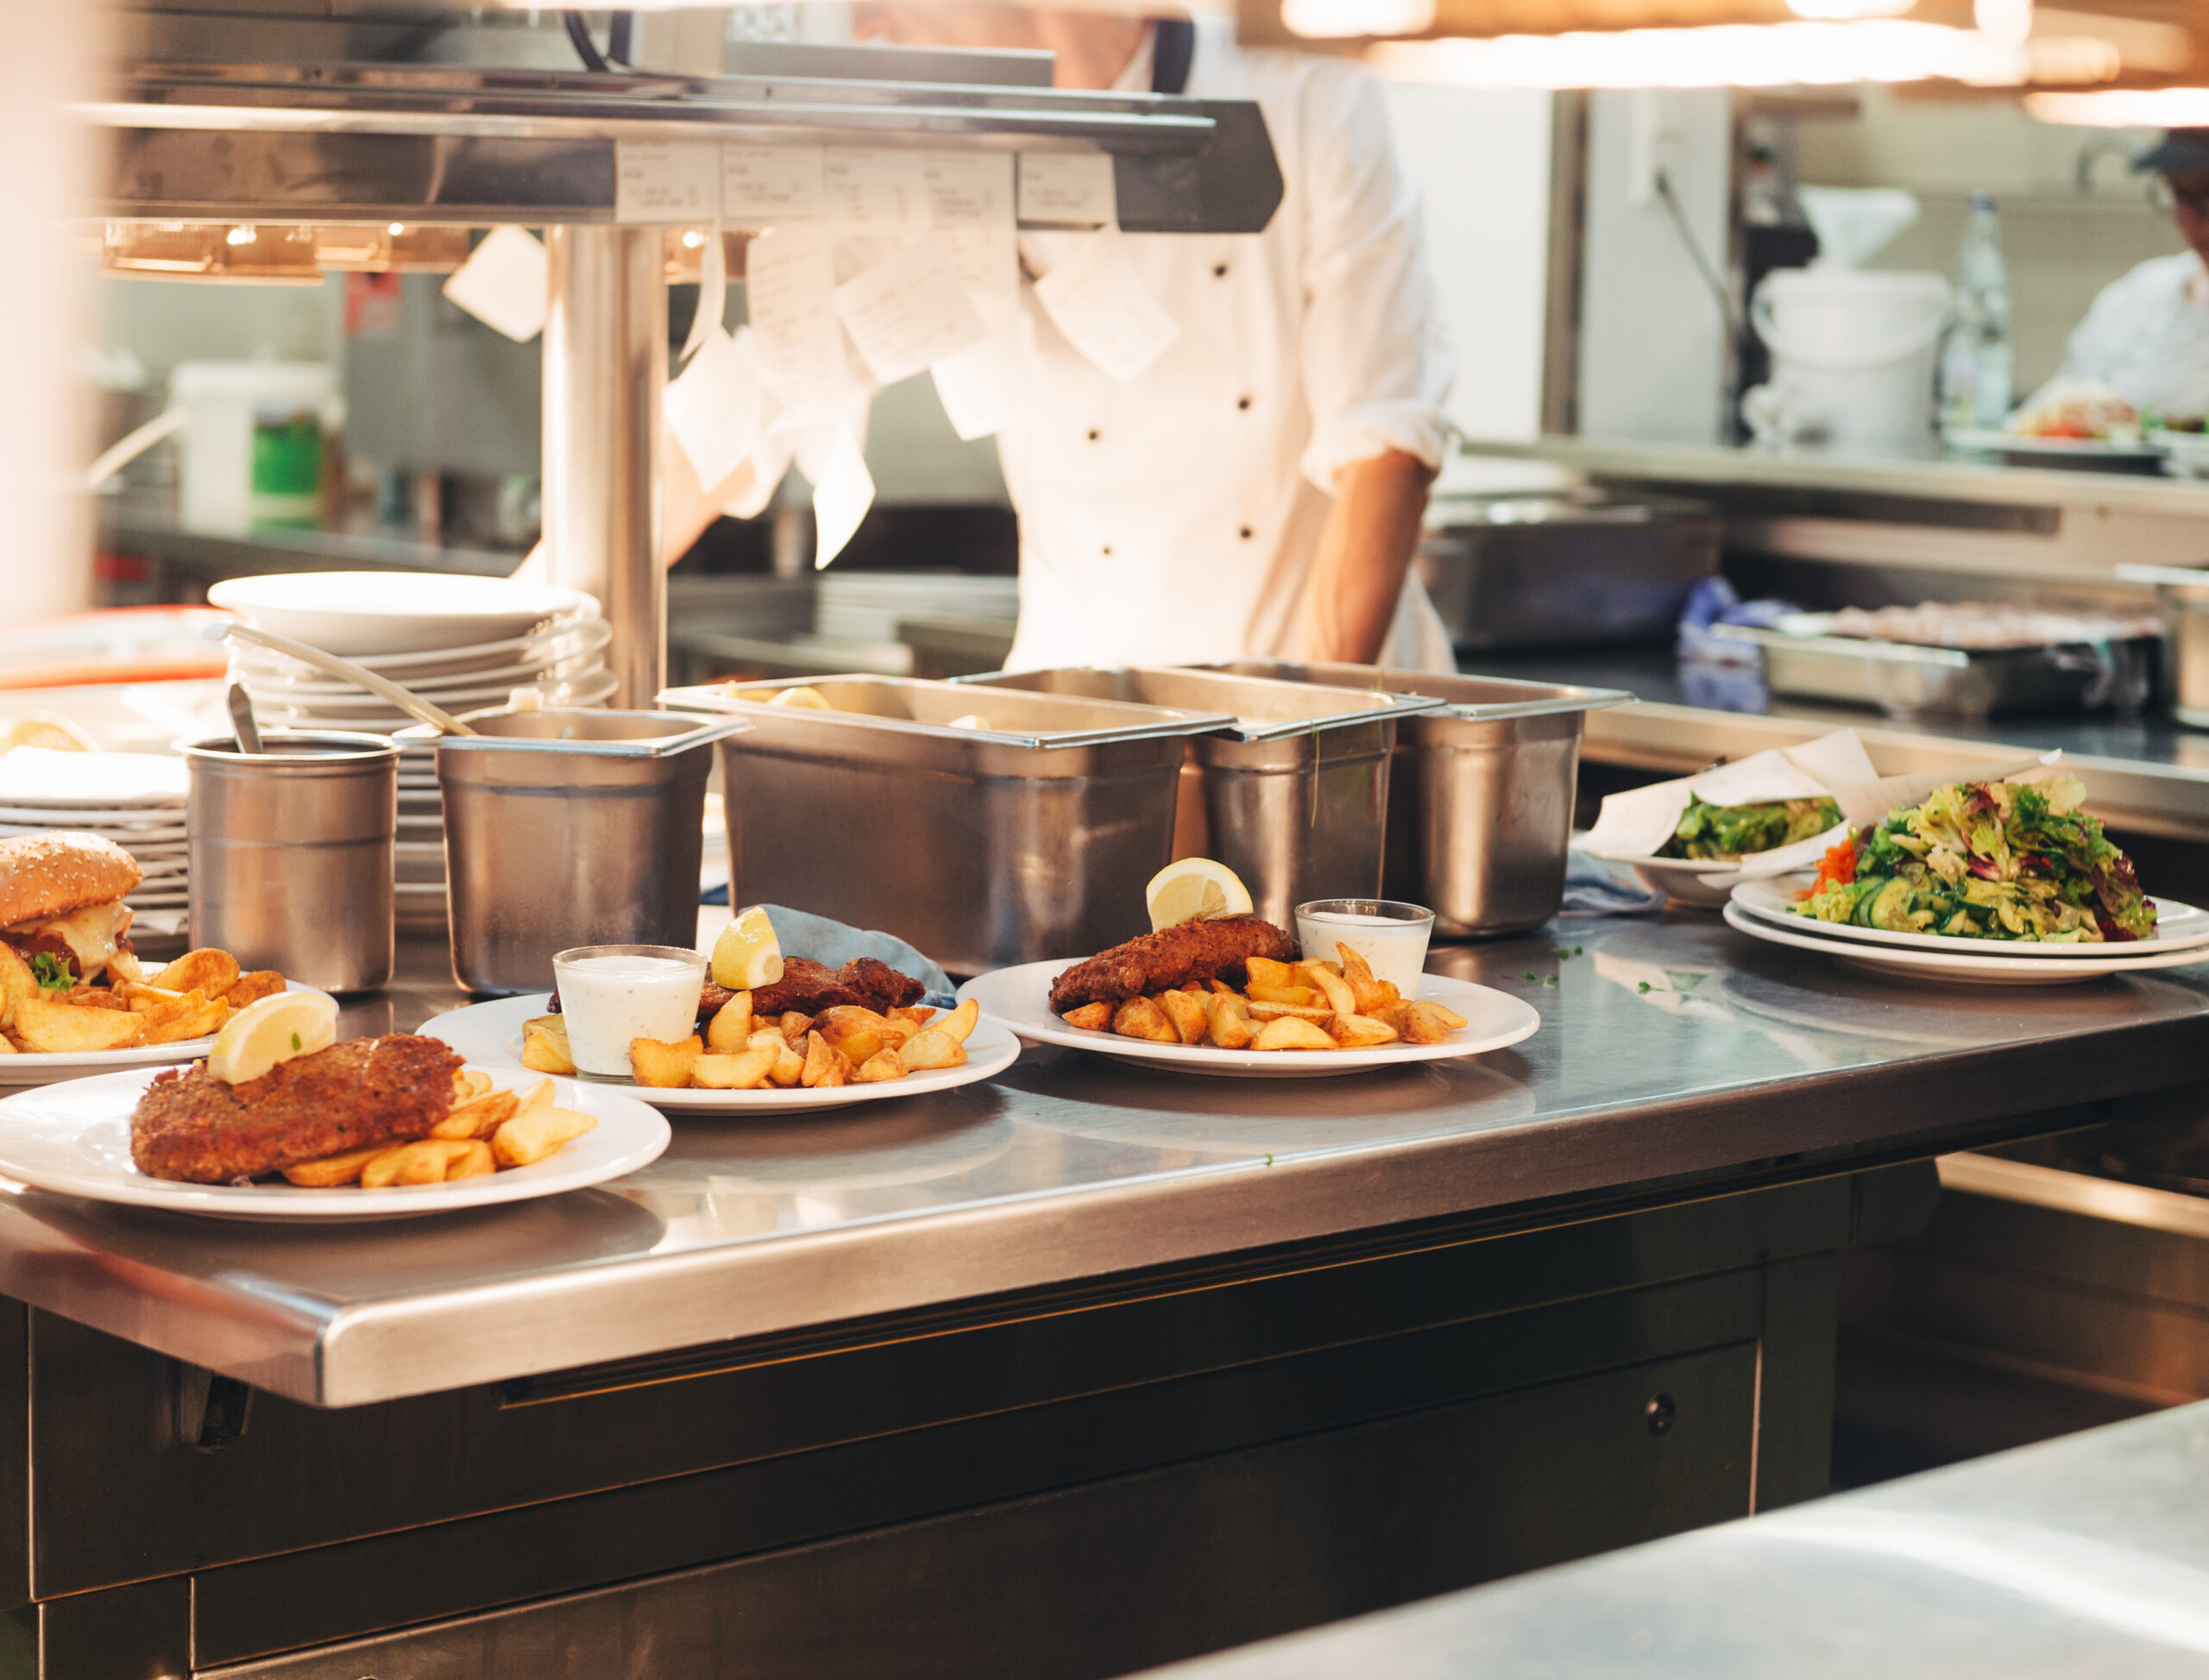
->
(1658, 796, 1841, 861)
(28, 953, 72, 992)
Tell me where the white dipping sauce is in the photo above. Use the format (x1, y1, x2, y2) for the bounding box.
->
(553, 951, 707, 1077)
(1295, 909, 1432, 997)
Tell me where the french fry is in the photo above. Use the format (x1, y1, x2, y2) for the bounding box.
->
(1155, 988, 1208, 1045)
(0, 942, 34, 1029)
(513, 1078, 554, 1118)
(1397, 1000, 1465, 1044)
(1244, 957, 1298, 991)
(9, 997, 146, 1053)
(768, 1040, 804, 1085)
(0, 1035, 16, 1055)
(281, 1142, 390, 1186)
(448, 1141, 497, 1180)
(492, 1105, 597, 1167)
(888, 1006, 936, 1027)
(692, 1047, 776, 1089)
(362, 1138, 483, 1187)
(779, 1011, 815, 1040)
(1205, 992, 1257, 1049)
(65, 985, 132, 1012)
(1111, 997, 1180, 1044)
(432, 1086, 519, 1141)
(142, 991, 230, 1045)
(1306, 967, 1358, 1018)
(705, 992, 754, 1053)
(935, 998, 979, 1045)
(105, 951, 144, 986)
(453, 1069, 495, 1102)
(1327, 1013, 1399, 1048)
(813, 1006, 889, 1067)
(1244, 999, 1334, 1023)
(224, 971, 286, 1009)
(897, 1027, 967, 1072)
(521, 1018, 576, 1075)
(1338, 945, 1400, 1016)
(149, 948, 242, 998)
(1060, 1002, 1112, 1031)
(816, 1047, 852, 1088)
(800, 1031, 836, 1087)
(1252, 1016, 1338, 1052)
(1246, 984, 1320, 1008)
(117, 982, 185, 1013)
(745, 1027, 789, 1052)
(852, 1048, 905, 1083)
(629, 1034, 702, 1088)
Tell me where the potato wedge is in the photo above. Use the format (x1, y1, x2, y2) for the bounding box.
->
(692, 1047, 776, 1089)
(492, 1105, 597, 1167)
(1244, 999, 1334, 1023)
(453, 1069, 494, 1102)
(105, 951, 144, 986)
(852, 1048, 905, 1083)
(799, 1031, 837, 1088)
(897, 1027, 967, 1072)
(362, 1139, 483, 1187)
(1060, 1001, 1112, 1031)
(142, 991, 230, 1045)
(935, 998, 979, 1045)
(767, 1040, 804, 1085)
(705, 992, 754, 1053)
(431, 1086, 519, 1141)
(66, 985, 132, 1012)
(888, 1006, 936, 1027)
(1307, 967, 1358, 1018)
(1396, 1000, 1466, 1044)
(1111, 996, 1180, 1044)
(779, 1011, 815, 1039)
(0, 1035, 16, 1054)
(150, 948, 241, 998)
(117, 982, 185, 1014)
(521, 1018, 576, 1075)
(224, 971, 286, 1010)
(1246, 984, 1320, 1008)
(281, 1142, 391, 1186)
(447, 1141, 497, 1180)
(1327, 1012, 1399, 1048)
(1205, 992, 1257, 1049)
(1155, 988, 1208, 1045)
(1252, 1016, 1339, 1052)
(513, 1078, 554, 1118)
(629, 1034, 702, 1088)
(1337, 945, 1401, 1016)
(745, 1027, 789, 1053)
(0, 942, 35, 1029)
(1244, 956, 1299, 991)
(10, 997, 147, 1054)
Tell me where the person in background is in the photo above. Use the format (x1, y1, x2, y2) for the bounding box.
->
(2058, 129, 2209, 422)
(664, 4, 1457, 670)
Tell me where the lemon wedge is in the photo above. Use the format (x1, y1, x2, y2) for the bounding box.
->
(206, 990, 337, 1086)
(1145, 858, 1254, 932)
(768, 686, 832, 710)
(711, 905, 785, 991)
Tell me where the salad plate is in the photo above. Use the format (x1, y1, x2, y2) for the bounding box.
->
(1596, 846, 1843, 910)
(1721, 901, 2209, 985)
(1729, 878, 2209, 959)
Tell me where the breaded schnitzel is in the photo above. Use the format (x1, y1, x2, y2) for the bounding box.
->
(131, 1034, 463, 1184)
(1048, 917, 1295, 1014)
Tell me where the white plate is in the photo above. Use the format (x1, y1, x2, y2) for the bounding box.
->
(0, 981, 337, 1085)
(959, 961, 1539, 1078)
(0, 751, 188, 806)
(1585, 826, 1851, 909)
(0, 1063, 667, 1220)
(1730, 876, 2209, 957)
(249, 669, 620, 722)
(1946, 428, 2169, 463)
(224, 608, 605, 678)
(416, 993, 1023, 1114)
(1721, 900, 2209, 985)
(209, 573, 596, 656)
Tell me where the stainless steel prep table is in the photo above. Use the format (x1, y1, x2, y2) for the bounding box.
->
(6, 917, 2209, 1677)
(1139, 1391, 2209, 1680)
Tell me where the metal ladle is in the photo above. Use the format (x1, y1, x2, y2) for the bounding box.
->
(211, 622, 481, 738)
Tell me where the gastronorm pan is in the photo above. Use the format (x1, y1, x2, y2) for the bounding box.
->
(659, 676, 1236, 976)
(953, 667, 1445, 931)
(1200, 663, 1633, 939)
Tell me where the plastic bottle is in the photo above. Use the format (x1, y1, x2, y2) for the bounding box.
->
(1939, 192, 2014, 430)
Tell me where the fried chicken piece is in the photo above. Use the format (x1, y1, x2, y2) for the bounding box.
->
(752, 957, 925, 1017)
(1048, 917, 1295, 1014)
(130, 1034, 463, 1185)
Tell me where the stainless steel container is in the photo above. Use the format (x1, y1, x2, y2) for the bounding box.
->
(2117, 565, 2209, 727)
(1417, 493, 1721, 651)
(406, 709, 748, 995)
(953, 667, 1444, 933)
(1203, 664, 1633, 939)
(659, 677, 1234, 976)
(183, 730, 398, 993)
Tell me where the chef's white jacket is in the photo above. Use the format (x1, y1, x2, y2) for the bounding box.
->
(999, 23, 1457, 672)
(2061, 249, 2209, 419)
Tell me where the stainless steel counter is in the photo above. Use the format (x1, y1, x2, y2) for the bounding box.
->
(4, 916, 2206, 1408)
(1140, 1391, 2209, 1680)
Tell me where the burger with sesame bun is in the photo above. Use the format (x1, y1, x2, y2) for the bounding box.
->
(0, 833, 143, 993)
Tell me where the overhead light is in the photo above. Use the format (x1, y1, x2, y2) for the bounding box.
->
(2028, 87, 2209, 125)
(1281, 0, 1436, 37)
(1369, 21, 2036, 88)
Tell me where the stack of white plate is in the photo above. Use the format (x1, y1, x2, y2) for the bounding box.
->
(0, 749, 192, 941)
(1725, 875, 2209, 986)
(208, 572, 610, 930)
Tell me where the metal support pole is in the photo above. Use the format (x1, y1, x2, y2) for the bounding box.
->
(542, 225, 666, 709)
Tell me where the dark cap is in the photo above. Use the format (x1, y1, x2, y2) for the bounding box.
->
(2137, 129, 2209, 177)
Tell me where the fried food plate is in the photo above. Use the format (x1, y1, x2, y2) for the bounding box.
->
(416, 994, 1023, 1113)
(0, 1064, 669, 1220)
(960, 962, 1539, 1078)
(0, 981, 338, 1087)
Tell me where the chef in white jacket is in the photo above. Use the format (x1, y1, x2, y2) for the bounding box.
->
(665, 7, 1457, 672)
(2060, 129, 2209, 419)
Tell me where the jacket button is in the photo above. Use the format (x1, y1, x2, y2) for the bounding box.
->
(1238, 525, 1254, 541)
(1237, 396, 1251, 411)
(1213, 262, 1229, 278)
(1086, 428, 1101, 443)
(1101, 544, 1112, 557)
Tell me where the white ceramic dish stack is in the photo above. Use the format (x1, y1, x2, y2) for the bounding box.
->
(0, 748, 192, 944)
(208, 573, 609, 930)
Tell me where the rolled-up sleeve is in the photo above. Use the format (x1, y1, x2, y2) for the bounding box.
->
(1293, 60, 1453, 492)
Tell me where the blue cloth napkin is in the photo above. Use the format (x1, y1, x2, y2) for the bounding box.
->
(751, 903, 957, 1009)
(1557, 850, 1665, 918)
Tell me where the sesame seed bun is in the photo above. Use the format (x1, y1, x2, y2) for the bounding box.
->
(0, 833, 143, 930)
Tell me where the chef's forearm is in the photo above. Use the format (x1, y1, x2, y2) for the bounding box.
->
(1300, 450, 1436, 664)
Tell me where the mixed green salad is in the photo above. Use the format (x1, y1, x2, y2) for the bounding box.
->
(1658, 796, 1842, 861)
(1789, 776, 2156, 943)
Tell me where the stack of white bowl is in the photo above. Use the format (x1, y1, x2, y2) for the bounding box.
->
(0, 748, 192, 942)
(209, 572, 611, 930)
